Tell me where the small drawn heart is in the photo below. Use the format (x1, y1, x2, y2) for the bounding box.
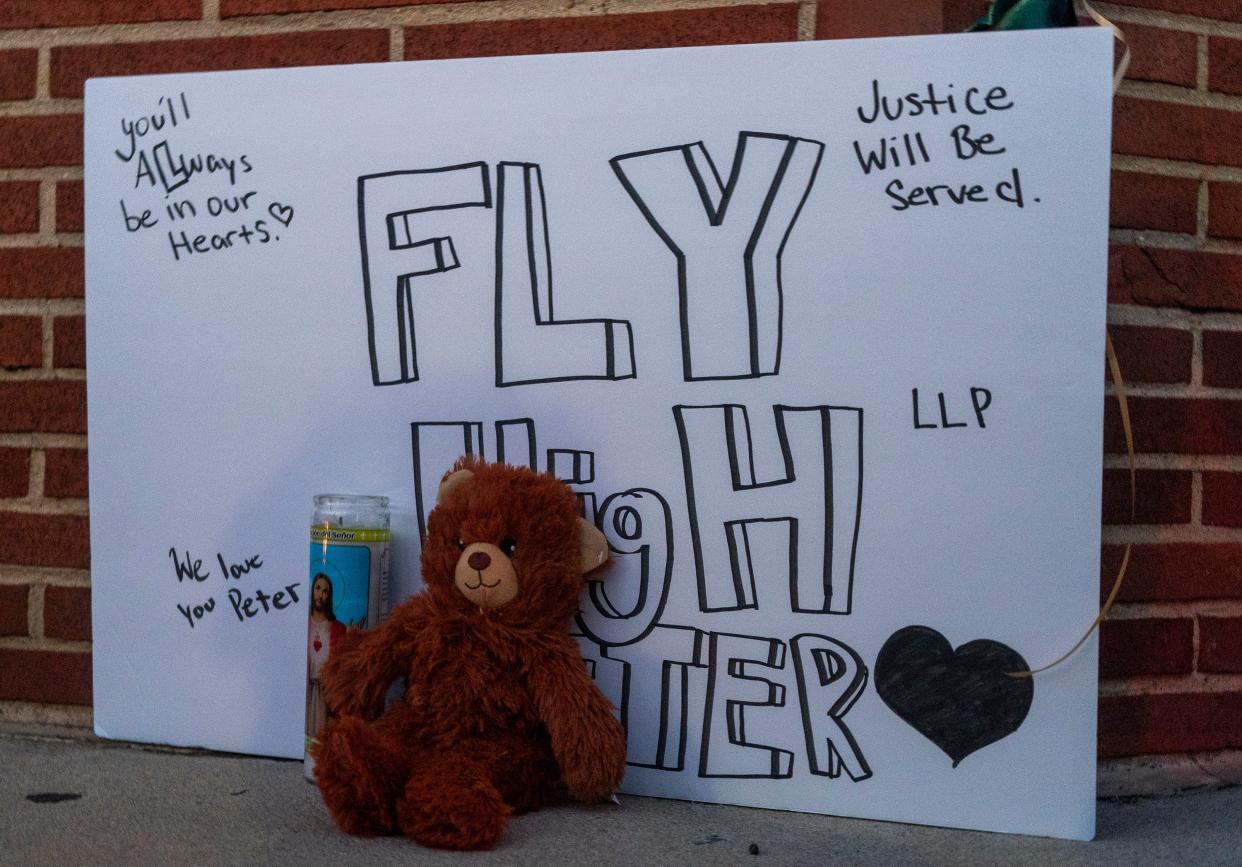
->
(313, 638, 322, 653)
(875, 625, 1034, 767)
(268, 202, 294, 226)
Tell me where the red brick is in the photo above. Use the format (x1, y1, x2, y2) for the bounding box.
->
(1202, 472, 1242, 528)
(0, 48, 37, 101)
(55, 181, 83, 234)
(1203, 330, 1242, 387)
(43, 585, 90, 641)
(223, 0, 456, 15)
(1110, 171, 1197, 235)
(1106, 324, 1192, 384)
(51, 30, 389, 98)
(405, 5, 799, 61)
(0, 381, 86, 434)
(0, 447, 29, 497)
(1210, 36, 1242, 96)
(0, 116, 82, 169)
(0, 0, 198, 28)
(0, 584, 28, 636)
(43, 448, 87, 499)
(1101, 469, 1191, 525)
(1199, 616, 1242, 673)
(0, 648, 91, 706)
(1101, 543, 1242, 603)
(1104, 396, 1242, 455)
(0, 512, 88, 568)
(1114, 98, 1242, 168)
(1125, 24, 1197, 88)
(0, 181, 39, 234)
(816, 0, 941, 39)
(52, 316, 84, 369)
(0, 315, 41, 369)
(1099, 617, 1194, 678)
(1108, 245, 1242, 312)
(1208, 181, 1242, 241)
(1100, 691, 1242, 757)
(1113, 1, 1242, 24)
(0, 248, 84, 299)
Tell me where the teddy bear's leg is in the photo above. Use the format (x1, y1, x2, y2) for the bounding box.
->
(313, 714, 407, 836)
(474, 733, 563, 814)
(395, 749, 512, 850)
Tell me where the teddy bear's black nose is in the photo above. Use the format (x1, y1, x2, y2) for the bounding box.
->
(468, 551, 491, 571)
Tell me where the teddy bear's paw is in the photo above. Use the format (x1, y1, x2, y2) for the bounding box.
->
(396, 762, 512, 850)
(314, 717, 398, 836)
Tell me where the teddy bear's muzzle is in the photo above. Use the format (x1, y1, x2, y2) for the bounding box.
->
(454, 542, 519, 608)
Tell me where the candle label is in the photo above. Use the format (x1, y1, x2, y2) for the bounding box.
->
(304, 526, 390, 777)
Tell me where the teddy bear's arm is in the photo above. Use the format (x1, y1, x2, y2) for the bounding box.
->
(531, 641, 628, 803)
(320, 597, 428, 720)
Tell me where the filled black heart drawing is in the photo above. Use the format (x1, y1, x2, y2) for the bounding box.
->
(875, 625, 1034, 767)
(268, 202, 294, 226)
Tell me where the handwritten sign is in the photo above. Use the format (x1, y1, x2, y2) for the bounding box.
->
(85, 28, 1113, 841)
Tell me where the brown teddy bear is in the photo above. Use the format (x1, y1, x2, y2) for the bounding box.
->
(313, 456, 627, 849)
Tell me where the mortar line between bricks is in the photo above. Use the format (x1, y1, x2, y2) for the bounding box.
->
(1119, 78, 1242, 110)
(0, 566, 90, 587)
(1112, 153, 1242, 182)
(0, 300, 85, 317)
(1196, 177, 1209, 240)
(0, 368, 87, 382)
(27, 582, 43, 639)
(0, 498, 89, 515)
(0, 0, 803, 50)
(36, 180, 54, 240)
(1191, 469, 1204, 525)
(0, 234, 85, 249)
(0, 701, 92, 729)
(0, 635, 90, 653)
(1099, 672, 1242, 696)
(34, 46, 49, 101)
(1112, 600, 1242, 619)
(1109, 227, 1242, 254)
(1192, 325, 1204, 385)
(1196, 33, 1209, 93)
(388, 25, 403, 62)
(28, 448, 45, 500)
(0, 433, 86, 448)
(796, 0, 815, 40)
(1192, 614, 1202, 673)
(0, 100, 83, 118)
(203, 0, 221, 23)
(1103, 453, 1242, 470)
(0, 168, 83, 183)
(1102, 525, 1242, 544)
(1095, 2, 1242, 37)
(1108, 304, 1242, 329)
(1104, 382, 1242, 398)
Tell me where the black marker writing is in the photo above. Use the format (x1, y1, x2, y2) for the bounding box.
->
(227, 583, 301, 623)
(169, 547, 209, 582)
(856, 80, 1013, 124)
(115, 92, 190, 162)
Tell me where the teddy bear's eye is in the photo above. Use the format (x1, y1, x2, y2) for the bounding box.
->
(499, 538, 517, 557)
(456, 538, 466, 551)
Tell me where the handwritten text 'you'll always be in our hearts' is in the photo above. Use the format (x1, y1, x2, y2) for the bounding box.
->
(112, 92, 296, 262)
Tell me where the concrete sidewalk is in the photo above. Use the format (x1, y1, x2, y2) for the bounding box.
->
(1, 732, 1238, 866)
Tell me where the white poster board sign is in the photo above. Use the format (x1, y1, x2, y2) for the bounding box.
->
(85, 28, 1112, 840)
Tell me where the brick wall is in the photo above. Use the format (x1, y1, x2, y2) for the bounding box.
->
(0, 0, 1238, 789)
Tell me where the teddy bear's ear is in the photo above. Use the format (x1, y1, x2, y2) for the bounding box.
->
(437, 468, 474, 503)
(578, 518, 609, 576)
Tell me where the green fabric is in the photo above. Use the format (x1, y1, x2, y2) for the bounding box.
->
(966, 0, 1078, 31)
